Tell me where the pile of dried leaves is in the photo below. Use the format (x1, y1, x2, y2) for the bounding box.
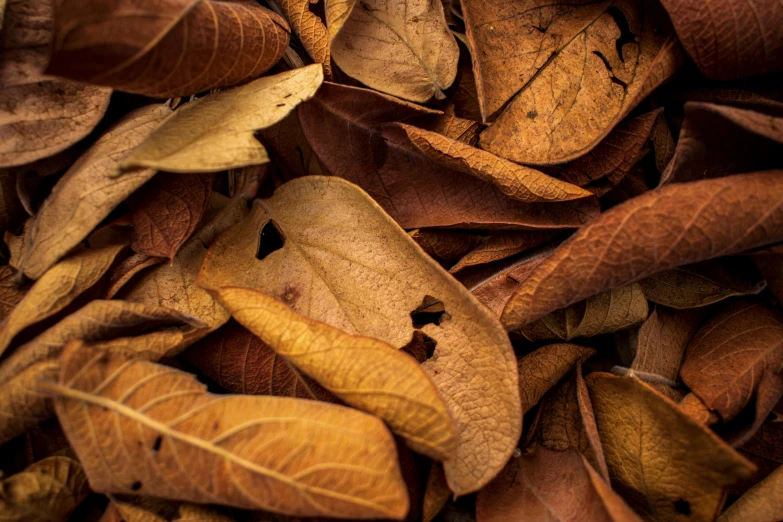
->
(1, 0, 782, 520)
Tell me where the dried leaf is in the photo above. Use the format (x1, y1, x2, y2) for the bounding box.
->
(278, 0, 331, 77)
(298, 82, 599, 229)
(449, 230, 559, 273)
(105, 253, 167, 300)
(632, 306, 704, 382)
(477, 0, 681, 164)
(214, 286, 457, 461)
(44, 343, 409, 519)
(101, 501, 166, 522)
(409, 229, 486, 263)
(658, 0, 783, 80)
(326, 0, 459, 102)
(517, 343, 595, 414)
(183, 319, 335, 402)
(176, 505, 234, 522)
(422, 464, 449, 522)
(587, 373, 755, 522)
(476, 446, 642, 522)
(0, 266, 27, 323)
(538, 373, 590, 455)
(680, 300, 783, 422)
(0, 243, 126, 357)
(129, 173, 213, 259)
(679, 393, 719, 426)
(638, 257, 766, 309)
(46, 0, 290, 98)
(0, 456, 89, 522)
(755, 253, 783, 304)
(0, 0, 111, 168)
(718, 464, 783, 522)
(256, 112, 324, 179)
(502, 171, 783, 330)
(198, 176, 521, 495)
(521, 283, 648, 341)
(651, 112, 675, 173)
(120, 65, 323, 174)
(17, 105, 171, 280)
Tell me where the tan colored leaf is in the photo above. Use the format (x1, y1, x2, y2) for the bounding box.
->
(422, 464, 449, 522)
(17, 105, 170, 280)
(46, 0, 290, 98)
(198, 176, 521, 495)
(101, 501, 166, 522)
(501, 171, 783, 330)
(129, 173, 213, 259)
(476, 446, 642, 522)
(326, 0, 459, 102)
(587, 373, 755, 522)
(44, 343, 410, 519)
(658, 0, 783, 80)
(0, 266, 27, 323)
(632, 307, 704, 382)
(120, 66, 323, 174)
(0, 359, 59, 448)
(517, 343, 595, 414)
(638, 257, 766, 309)
(409, 229, 486, 263)
(521, 283, 648, 341)
(298, 82, 599, 229)
(278, 0, 331, 77)
(105, 253, 167, 300)
(680, 300, 783, 422)
(0, 243, 126, 357)
(0, 0, 111, 168)
(718, 464, 783, 522)
(449, 230, 559, 273)
(477, 0, 681, 164)
(184, 320, 336, 402)
(390, 123, 592, 202)
(214, 286, 457, 461)
(0, 456, 88, 522)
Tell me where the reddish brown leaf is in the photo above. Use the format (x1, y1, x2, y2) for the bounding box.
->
(632, 306, 705, 382)
(502, 171, 783, 330)
(128, 173, 213, 259)
(517, 344, 595, 415)
(450, 230, 561, 274)
(409, 229, 486, 263)
(679, 393, 719, 426)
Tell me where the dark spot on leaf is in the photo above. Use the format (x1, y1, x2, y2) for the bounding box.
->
(527, 110, 538, 120)
(276, 103, 286, 107)
(607, 7, 638, 62)
(256, 220, 285, 260)
(152, 436, 162, 453)
(410, 296, 448, 328)
(592, 51, 628, 91)
(532, 25, 547, 33)
(674, 499, 691, 515)
(279, 284, 300, 306)
(131, 481, 142, 491)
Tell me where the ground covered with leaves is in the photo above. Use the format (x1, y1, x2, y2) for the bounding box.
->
(0, 0, 782, 521)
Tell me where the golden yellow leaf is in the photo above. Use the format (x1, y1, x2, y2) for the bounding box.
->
(326, 0, 459, 102)
(717, 464, 783, 522)
(17, 105, 171, 280)
(198, 176, 521, 495)
(43, 343, 409, 519)
(0, 243, 126, 357)
(120, 66, 324, 173)
(0, 456, 88, 522)
(587, 373, 755, 522)
(278, 0, 332, 77)
(214, 286, 457, 461)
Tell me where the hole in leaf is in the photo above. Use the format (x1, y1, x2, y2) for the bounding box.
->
(606, 7, 638, 62)
(152, 436, 162, 453)
(410, 296, 448, 329)
(592, 51, 628, 91)
(674, 499, 691, 515)
(401, 331, 438, 363)
(131, 481, 142, 491)
(256, 220, 285, 261)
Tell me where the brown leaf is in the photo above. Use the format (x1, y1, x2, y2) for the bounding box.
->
(0, 243, 126, 357)
(476, 446, 642, 522)
(46, 0, 290, 98)
(0, 265, 27, 323)
(409, 229, 486, 263)
(101, 501, 166, 522)
(278, 0, 331, 77)
(638, 257, 766, 309)
(214, 286, 457, 462)
(449, 230, 560, 274)
(17, 105, 171, 280)
(755, 253, 783, 304)
(520, 283, 648, 342)
(517, 343, 595, 414)
(256, 112, 324, 179)
(43, 343, 410, 519)
(129, 173, 213, 259)
(422, 464, 449, 522)
(476, 0, 681, 164)
(537, 373, 590, 455)
(680, 300, 783, 423)
(501, 171, 783, 330)
(679, 393, 719, 426)
(0, 0, 111, 168)
(632, 306, 704, 382)
(658, 0, 783, 80)
(326, 0, 459, 102)
(587, 373, 755, 522)
(718, 464, 783, 522)
(197, 176, 521, 495)
(298, 82, 599, 229)
(105, 253, 167, 300)
(184, 319, 335, 402)
(661, 103, 783, 185)
(651, 112, 675, 174)
(0, 456, 89, 521)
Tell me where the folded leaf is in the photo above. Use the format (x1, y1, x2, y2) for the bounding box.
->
(632, 307, 704, 382)
(17, 105, 170, 280)
(517, 343, 595, 414)
(120, 65, 323, 173)
(198, 176, 521, 495)
(422, 464, 449, 522)
(718, 463, 783, 522)
(0, 0, 111, 168)
(587, 373, 755, 522)
(449, 230, 560, 274)
(410, 229, 486, 263)
(46, 0, 290, 97)
(502, 171, 783, 330)
(278, 0, 331, 77)
(478, 0, 681, 164)
(44, 343, 409, 519)
(0, 456, 89, 522)
(327, 0, 459, 102)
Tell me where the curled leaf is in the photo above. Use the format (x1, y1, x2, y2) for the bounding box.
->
(278, 0, 331, 77)
(517, 343, 595, 415)
(632, 306, 704, 382)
